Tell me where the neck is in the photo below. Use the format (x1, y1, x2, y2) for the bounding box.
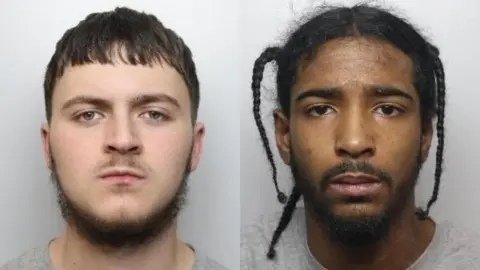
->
(49, 221, 195, 270)
(306, 198, 435, 270)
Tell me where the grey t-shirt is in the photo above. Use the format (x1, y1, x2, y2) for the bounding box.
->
(1, 243, 228, 270)
(241, 208, 480, 269)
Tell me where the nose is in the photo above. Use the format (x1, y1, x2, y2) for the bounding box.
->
(104, 117, 142, 155)
(335, 110, 375, 160)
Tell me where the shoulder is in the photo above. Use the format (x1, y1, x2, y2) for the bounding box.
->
(433, 220, 480, 267)
(241, 211, 284, 256)
(0, 246, 51, 270)
(439, 220, 480, 250)
(200, 257, 229, 270)
(241, 209, 306, 270)
(241, 212, 279, 270)
(242, 211, 282, 239)
(193, 250, 230, 270)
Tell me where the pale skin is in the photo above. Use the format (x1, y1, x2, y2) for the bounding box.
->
(41, 61, 204, 270)
(274, 37, 435, 269)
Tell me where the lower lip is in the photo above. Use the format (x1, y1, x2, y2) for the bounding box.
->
(328, 182, 382, 197)
(102, 175, 143, 185)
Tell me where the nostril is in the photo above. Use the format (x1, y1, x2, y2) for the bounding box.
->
(105, 144, 141, 154)
(335, 146, 375, 159)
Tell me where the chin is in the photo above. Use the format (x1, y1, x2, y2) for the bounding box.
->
(310, 201, 392, 246)
(101, 211, 146, 224)
(91, 203, 152, 223)
(332, 202, 386, 219)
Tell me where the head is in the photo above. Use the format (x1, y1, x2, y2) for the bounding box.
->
(41, 7, 205, 249)
(251, 4, 445, 258)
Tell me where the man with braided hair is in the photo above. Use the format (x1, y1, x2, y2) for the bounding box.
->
(242, 3, 480, 270)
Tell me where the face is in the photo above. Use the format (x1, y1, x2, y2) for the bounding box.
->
(41, 60, 204, 248)
(275, 37, 433, 245)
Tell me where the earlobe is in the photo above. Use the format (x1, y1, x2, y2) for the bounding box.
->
(273, 110, 291, 165)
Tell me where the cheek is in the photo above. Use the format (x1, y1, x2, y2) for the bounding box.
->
(53, 123, 99, 153)
(376, 126, 422, 179)
(143, 129, 192, 178)
(290, 122, 335, 178)
(144, 124, 192, 157)
(49, 126, 101, 191)
(291, 114, 337, 152)
(50, 121, 102, 160)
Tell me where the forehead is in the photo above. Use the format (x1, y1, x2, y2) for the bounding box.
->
(294, 37, 415, 94)
(52, 61, 189, 106)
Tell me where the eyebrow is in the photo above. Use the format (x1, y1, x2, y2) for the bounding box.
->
(295, 85, 414, 102)
(61, 93, 181, 111)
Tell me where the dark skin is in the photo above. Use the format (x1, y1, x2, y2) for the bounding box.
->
(274, 37, 436, 270)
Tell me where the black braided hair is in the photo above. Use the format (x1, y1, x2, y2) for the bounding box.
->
(267, 185, 301, 259)
(417, 45, 446, 220)
(250, 4, 446, 259)
(251, 47, 287, 204)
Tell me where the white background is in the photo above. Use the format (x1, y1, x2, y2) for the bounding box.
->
(2, 0, 480, 269)
(0, 0, 240, 269)
(241, 0, 480, 235)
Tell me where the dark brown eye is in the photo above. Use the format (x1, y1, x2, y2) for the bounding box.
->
(307, 105, 334, 117)
(374, 105, 402, 116)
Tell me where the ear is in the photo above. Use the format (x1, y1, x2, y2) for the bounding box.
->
(189, 122, 205, 172)
(41, 123, 52, 170)
(274, 109, 291, 165)
(420, 119, 434, 163)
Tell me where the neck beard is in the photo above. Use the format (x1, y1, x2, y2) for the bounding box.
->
(50, 153, 191, 252)
(291, 152, 422, 247)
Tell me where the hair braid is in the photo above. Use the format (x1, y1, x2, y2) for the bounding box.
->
(417, 45, 446, 220)
(252, 47, 287, 204)
(267, 185, 302, 259)
(426, 47, 446, 214)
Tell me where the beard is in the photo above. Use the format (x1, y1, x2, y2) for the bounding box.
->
(49, 150, 192, 251)
(291, 151, 422, 247)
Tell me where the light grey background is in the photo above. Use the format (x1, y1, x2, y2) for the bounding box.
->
(241, 0, 480, 235)
(0, 0, 240, 269)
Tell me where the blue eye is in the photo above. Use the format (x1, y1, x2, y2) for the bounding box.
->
(141, 110, 166, 121)
(78, 111, 101, 121)
(148, 111, 163, 119)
